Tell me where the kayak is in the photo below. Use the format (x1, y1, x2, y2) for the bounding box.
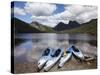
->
(71, 45, 84, 60)
(38, 48, 54, 70)
(43, 48, 63, 72)
(58, 47, 72, 68)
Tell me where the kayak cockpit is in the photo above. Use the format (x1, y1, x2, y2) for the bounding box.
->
(51, 49, 61, 57)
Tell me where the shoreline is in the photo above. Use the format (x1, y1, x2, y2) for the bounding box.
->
(14, 55, 97, 74)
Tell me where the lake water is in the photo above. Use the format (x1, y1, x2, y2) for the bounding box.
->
(14, 33, 97, 63)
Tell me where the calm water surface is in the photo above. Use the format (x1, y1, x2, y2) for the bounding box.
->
(14, 33, 97, 63)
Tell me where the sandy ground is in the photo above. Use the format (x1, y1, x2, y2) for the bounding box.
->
(14, 60, 38, 74)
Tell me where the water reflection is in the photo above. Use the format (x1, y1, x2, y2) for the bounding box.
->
(14, 33, 97, 63)
(15, 33, 96, 40)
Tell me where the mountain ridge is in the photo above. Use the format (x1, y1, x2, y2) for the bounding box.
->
(54, 21, 80, 31)
(30, 21, 55, 32)
(60, 19, 97, 35)
(12, 17, 97, 35)
(11, 17, 43, 33)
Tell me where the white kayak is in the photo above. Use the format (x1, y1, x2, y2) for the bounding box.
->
(38, 48, 53, 70)
(58, 47, 72, 68)
(43, 48, 63, 72)
(71, 46, 84, 60)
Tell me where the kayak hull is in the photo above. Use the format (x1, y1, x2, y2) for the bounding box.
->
(38, 48, 54, 70)
(38, 57, 48, 70)
(71, 46, 84, 60)
(59, 53, 72, 68)
(72, 51, 84, 60)
(43, 49, 63, 71)
(43, 57, 61, 71)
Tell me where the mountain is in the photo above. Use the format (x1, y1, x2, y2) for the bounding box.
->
(11, 17, 97, 34)
(30, 21, 55, 32)
(11, 17, 42, 33)
(54, 21, 80, 31)
(60, 19, 97, 35)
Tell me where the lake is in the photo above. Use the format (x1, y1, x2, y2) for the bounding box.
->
(14, 33, 97, 63)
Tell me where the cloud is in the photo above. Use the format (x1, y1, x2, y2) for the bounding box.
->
(76, 10, 97, 23)
(64, 5, 97, 23)
(31, 15, 69, 27)
(31, 4, 97, 27)
(14, 7, 26, 16)
(13, 2, 97, 27)
(24, 2, 57, 16)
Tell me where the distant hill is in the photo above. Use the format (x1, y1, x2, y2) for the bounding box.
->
(30, 21, 55, 32)
(11, 17, 43, 33)
(11, 17, 97, 34)
(60, 19, 97, 35)
(54, 21, 80, 31)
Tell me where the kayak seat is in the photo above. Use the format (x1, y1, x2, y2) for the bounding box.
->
(52, 49, 61, 57)
(72, 46, 79, 52)
(42, 48, 50, 56)
(66, 51, 71, 53)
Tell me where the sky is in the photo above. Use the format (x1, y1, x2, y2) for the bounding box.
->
(11, 1, 97, 27)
